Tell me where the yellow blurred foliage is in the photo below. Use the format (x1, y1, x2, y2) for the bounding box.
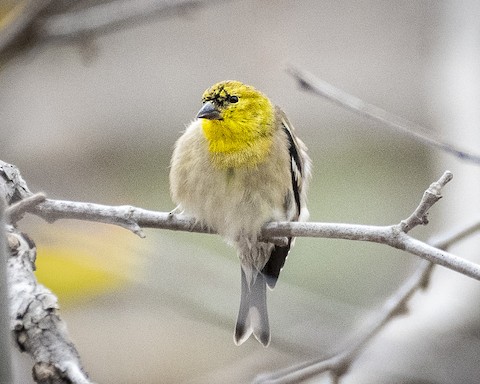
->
(36, 246, 125, 307)
(33, 222, 146, 307)
(0, 1, 26, 30)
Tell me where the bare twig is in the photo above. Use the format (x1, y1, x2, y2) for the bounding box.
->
(6, 192, 46, 224)
(287, 65, 480, 165)
(400, 171, 453, 232)
(7, 227, 92, 384)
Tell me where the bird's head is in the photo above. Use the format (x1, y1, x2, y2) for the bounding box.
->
(197, 81, 275, 144)
(196, 81, 276, 168)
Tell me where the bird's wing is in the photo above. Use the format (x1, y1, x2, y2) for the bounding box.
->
(279, 111, 309, 219)
(262, 108, 311, 288)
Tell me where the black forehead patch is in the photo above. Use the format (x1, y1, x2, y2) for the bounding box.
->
(202, 83, 233, 105)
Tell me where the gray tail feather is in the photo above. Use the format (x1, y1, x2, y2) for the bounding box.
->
(234, 267, 270, 346)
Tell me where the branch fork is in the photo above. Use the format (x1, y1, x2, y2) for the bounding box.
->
(399, 171, 452, 233)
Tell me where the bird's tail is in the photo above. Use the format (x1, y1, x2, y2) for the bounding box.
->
(234, 266, 270, 346)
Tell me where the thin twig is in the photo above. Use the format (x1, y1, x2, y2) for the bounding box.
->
(400, 171, 453, 232)
(286, 65, 480, 165)
(6, 192, 46, 224)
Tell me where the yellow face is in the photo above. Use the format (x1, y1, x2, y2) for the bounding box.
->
(201, 81, 268, 121)
(199, 81, 274, 142)
(197, 81, 276, 168)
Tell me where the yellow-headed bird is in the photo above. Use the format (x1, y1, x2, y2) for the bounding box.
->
(170, 81, 311, 346)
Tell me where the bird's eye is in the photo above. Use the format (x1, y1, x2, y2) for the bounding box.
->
(228, 95, 239, 103)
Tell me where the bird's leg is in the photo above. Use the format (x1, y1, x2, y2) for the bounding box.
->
(168, 205, 184, 217)
(258, 236, 289, 247)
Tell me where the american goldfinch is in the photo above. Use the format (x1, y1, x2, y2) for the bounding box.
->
(170, 81, 310, 346)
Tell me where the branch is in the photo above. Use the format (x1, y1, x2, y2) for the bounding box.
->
(33, 198, 212, 237)
(0, 0, 231, 64)
(12, 171, 475, 282)
(400, 171, 453, 232)
(254, 260, 434, 384)
(0, 160, 33, 204)
(0, 198, 13, 384)
(286, 65, 480, 165)
(6, 226, 92, 384)
(39, 0, 224, 40)
(6, 192, 46, 224)
(0, 162, 91, 383)
(0, 0, 51, 52)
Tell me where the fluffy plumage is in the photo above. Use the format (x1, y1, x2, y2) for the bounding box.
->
(170, 81, 311, 346)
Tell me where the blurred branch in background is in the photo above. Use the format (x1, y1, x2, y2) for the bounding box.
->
(40, 0, 227, 41)
(0, 0, 230, 64)
(287, 65, 480, 165)
(254, 260, 434, 384)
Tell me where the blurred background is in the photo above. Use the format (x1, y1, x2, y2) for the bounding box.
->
(1, 0, 480, 383)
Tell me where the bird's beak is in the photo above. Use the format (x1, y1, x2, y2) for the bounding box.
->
(196, 101, 222, 120)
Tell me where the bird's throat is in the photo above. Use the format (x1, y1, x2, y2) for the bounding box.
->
(201, 119, 273, 169)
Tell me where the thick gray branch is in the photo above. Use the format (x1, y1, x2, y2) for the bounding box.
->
(0, 161, 32, 204)
(400, 171, 453, 232)
(7, 227, 92, 384)
(0, 199, 13, 384)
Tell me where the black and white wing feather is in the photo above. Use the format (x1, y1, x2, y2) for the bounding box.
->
(262, 108, 311, 288)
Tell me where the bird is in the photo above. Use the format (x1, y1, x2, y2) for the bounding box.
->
(169, 80, 310, 346)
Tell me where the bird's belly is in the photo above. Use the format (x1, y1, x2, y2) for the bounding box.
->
(180, 166, 287, 241)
